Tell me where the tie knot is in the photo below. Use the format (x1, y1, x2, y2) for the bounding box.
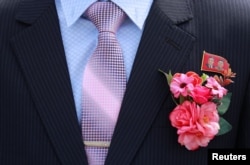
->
(86, 2, 126, 33)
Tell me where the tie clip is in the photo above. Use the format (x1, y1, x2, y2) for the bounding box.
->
(84, 141, 110, 148)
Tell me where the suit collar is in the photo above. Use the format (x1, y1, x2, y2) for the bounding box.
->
(156, 0, 193, 24)
(16, 0, 55, 24)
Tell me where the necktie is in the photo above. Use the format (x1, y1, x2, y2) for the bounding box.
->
(82, 2, 126, 165)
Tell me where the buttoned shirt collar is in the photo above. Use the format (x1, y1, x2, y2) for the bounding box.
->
(59, 0, 153, 30)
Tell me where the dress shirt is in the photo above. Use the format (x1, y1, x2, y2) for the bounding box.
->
(55, 0, 153, 122)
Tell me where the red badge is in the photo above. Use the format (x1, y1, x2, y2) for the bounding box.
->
(201, 51, 230, 74)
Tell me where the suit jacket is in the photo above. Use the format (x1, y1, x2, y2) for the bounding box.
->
(1, 0, 250, 164)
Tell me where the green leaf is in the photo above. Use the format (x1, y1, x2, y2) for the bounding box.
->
(217, 117, 232, 136)
(159, 69, 172, 85)
(166, 71, 173, 85)
(217, 93, 232, 115)
(201, 73, 208, 83)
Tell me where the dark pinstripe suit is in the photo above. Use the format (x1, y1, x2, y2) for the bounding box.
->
(1, 0, 250, 164)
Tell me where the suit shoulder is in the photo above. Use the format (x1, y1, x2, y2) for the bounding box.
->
(192, 0, 250, 26)
(0, 0, 21, 13)
(198, 0, 250, 17)
(0, 0, 23, 44)
(0, 0, 21, 20)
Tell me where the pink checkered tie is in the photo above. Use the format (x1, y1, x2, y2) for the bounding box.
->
(82, 2, 126, 165)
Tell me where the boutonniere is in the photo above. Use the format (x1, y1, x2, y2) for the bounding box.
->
(159, 51, 236, 151)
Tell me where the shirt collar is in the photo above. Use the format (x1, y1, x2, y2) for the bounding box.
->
(58, 0, 153, 30)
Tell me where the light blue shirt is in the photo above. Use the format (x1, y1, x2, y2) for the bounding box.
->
(55, 0, 153, 122)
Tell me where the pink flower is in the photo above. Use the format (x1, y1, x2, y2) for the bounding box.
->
(170, 73, 194, 98)
(205, 77, 227, 98)
(169, 101, 220, 150)
(169, 101, 198, 129)
(198, 102, 220, 138)
(190, 86, 212, 104)
(178, 132, 212, 150)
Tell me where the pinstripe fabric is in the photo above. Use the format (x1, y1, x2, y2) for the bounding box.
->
(1, 0, 250, 165)
(1, 0, 87, 164)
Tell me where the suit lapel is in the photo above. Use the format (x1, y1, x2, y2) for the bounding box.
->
(106, 0, 195, 164)
(11, 0, 87, 164)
